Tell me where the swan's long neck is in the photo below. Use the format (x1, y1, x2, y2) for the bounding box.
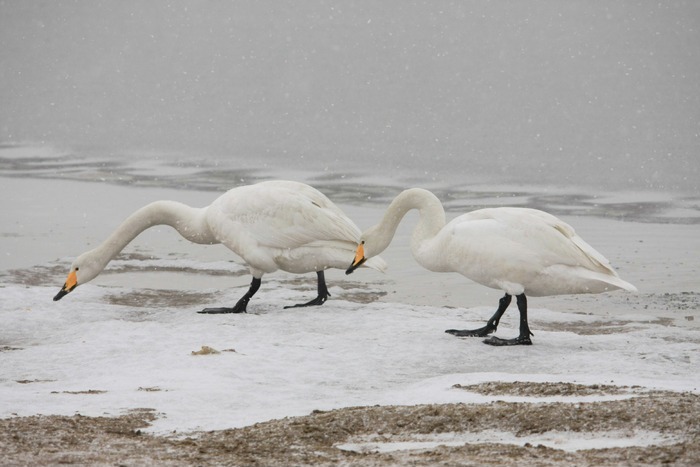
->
(368, 188, 445, 257)
(88, 200, 217, 270)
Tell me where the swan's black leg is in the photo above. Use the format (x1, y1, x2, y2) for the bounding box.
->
(483, 293, 534, 346)
(446, 294, 512, 337)
(198, 277, 261, 314)
(284, 271, 331, 309)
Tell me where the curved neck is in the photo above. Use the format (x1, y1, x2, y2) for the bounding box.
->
(90, 200, 216, 268)
(368, 188, 446, 256)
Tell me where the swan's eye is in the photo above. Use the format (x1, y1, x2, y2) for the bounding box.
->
(75, 267, 80, 271)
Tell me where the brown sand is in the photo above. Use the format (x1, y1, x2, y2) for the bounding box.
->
(2, 383, 698, 466)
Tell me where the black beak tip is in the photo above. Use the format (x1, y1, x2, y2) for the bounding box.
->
(345, 257, 366, 275)
(53, 289, 67, 301)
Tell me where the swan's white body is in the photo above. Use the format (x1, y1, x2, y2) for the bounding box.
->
(355, 188, 636, 297)
(55, 180, 386, 308)
(203, 181, 386, 276)
(348, 188, 636, 345)
(419, 208, 637, 297)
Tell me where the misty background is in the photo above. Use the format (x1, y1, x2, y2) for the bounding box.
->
(1, 1, 699, 193)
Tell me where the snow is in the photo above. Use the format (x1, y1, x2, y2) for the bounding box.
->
(1, 276, 698, 435)
(336, 430, 683, 454)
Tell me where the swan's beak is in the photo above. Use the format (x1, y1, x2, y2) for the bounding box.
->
(54, 271, 78, 301)
(345, 242, 366, 275)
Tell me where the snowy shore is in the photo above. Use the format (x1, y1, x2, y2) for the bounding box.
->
(1, 171, 698, 436)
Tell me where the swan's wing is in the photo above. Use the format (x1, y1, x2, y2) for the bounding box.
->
(506, 208, 615, 272)
(207, 181, 388, 273)
(448, 208, 617, 276)
(210, 182, 363, 249)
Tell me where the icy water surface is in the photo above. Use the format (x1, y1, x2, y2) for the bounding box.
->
(2, 144, 699, 224)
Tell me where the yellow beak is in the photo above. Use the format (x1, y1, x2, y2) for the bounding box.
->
(54, 270, 78, 301)
(346, 242, 366, 275)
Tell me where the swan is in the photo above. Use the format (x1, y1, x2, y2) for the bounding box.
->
(346, 188, 637, 346)
(53, 180, 387, 312)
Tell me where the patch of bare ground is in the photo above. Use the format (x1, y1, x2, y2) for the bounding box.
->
(537, 319, 638, 335)
(337, 288, 388, 304)
(537, 316, 683, 335)
(1, 386, 698, 466)
(1, 253, 246, 288)
(2, 264, 66, 287)
(549, 292, 700, 331)
(280, 276, 389, 304)
(105, 289, 218, 309)
(0, 409, 162, 466)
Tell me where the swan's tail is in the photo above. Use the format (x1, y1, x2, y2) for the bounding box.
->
(602, 274, 638, 293)
(364, 255, 388, 273)
(574, 267, 638, 293)
(541, 265, 638, 295)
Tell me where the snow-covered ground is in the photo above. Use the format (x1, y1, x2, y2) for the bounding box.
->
(1, 175, 698, 436)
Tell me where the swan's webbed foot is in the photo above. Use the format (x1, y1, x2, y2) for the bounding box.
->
(283, 292, 330, 309)
(198, 306, 247, 314)
(483, 294, 534, 345)
(284, 271, 330, 309)
(199, 277, 260, 314)
(446, 294, 511, 338)
(198, 298, 249, 314)
(445, 324, 497, 338)
(483, 334, 533, 346)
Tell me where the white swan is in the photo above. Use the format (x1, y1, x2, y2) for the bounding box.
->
(54, 180, 386, 312)
(346, 188, 637, 345)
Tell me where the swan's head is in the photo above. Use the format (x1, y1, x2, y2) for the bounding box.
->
(53, 252, 103, 301)
(346, 241, 367, 274)
(346, 225, 388, 275)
